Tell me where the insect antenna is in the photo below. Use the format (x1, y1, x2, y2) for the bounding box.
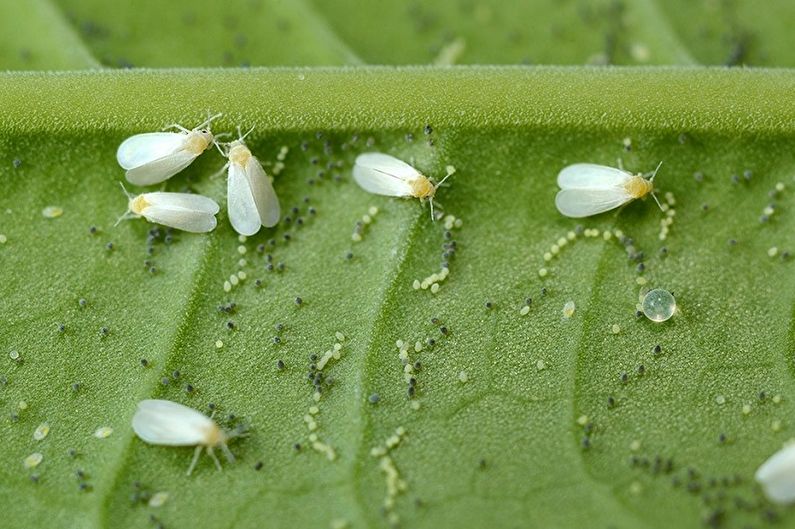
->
(197, 112, 224, 131)
(648, 161, 664, 212)
(114, 182, 136, 227)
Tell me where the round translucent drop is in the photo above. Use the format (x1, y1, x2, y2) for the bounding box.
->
(641, 289, 676, 323)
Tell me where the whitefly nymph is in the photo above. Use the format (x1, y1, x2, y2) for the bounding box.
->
(116, 113, 222, 186)
(555, 162, 663, 218)
(117, 184, 220, 233)
(132, 399, 240, 476)
(353, 152, 454, 220)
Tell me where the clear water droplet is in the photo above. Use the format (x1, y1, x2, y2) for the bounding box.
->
(642, 289, 676, 322)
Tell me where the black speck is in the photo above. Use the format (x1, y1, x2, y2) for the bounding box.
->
(105, 242, 114, 251)
(254, 461, 263, 471)
(368, 393, 380, 404)
(185, 384, 194, 393)
(12, 159, 22, 168)
(294, 297, 303, 306)
(161, 377, 170, 386)
(277, 359, 285, 370)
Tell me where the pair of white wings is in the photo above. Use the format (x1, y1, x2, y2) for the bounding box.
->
(555, 164, 635, 218)
(138, 192, 219, 233)
(132, 399, 216, 446)
(117, 132, 201, 186)
(353, 152, 420, 197)
(227, 156, 281, 236)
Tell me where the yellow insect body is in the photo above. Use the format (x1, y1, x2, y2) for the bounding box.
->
(624, 175, 654, 199)
(410, 175, 436, 199)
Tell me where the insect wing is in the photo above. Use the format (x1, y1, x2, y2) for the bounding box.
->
(144, 192, 220, 214)
(246, 156, 281, 228)
(557, 163, 631, 189)
(555, 188, 632, 218)
(117, 133, 186, 170)
(132, 399, 215, 446)
(228, 162, 261, 236)
(353, 152, 417, 197)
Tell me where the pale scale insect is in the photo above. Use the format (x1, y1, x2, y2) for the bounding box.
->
(352, 152, 454, 220)
(117, 183, 220, 233)
(116, 113, 222, 186)
(131, 399, 239, 476)
(218, 127, 281, 236)
(555, 161, 663, 218)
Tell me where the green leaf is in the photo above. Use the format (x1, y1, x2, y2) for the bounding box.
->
(2, 67, 795, 529)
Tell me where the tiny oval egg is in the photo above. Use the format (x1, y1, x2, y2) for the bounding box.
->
(641, 289, 676, 322)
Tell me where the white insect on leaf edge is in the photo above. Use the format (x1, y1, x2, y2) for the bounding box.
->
(217, 126, 282, 236)
(116, 113, 222, 186)
(115, 183, 220, 233)
(555, 160, 663, 218)
(352, 152, 455, 221)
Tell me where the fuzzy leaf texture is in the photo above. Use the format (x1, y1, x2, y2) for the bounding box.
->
(1, 1, 795, 529)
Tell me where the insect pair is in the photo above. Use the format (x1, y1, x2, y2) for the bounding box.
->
(555, 161, 664, 218)
(116, 114, 280, 235)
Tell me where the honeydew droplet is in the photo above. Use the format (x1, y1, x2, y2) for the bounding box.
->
(24, 452, 43, 469)
(237, 245, 247, 255)
(94, 426, 113, 439)
(458, 371, 468, 383)
(0, 234, 7, 244)
(430, 283, 440, 294)
(42, 206, 63, 218)
(9, 350, 19, 360)
(768, 247, 779, 258)
(629, 440, 641, 451)
(742, 404, 751, 415)
(538, 268, 548, 278)
(773, 395, 782, 404)
(223, 281, 232, 293)
(520, 305, 530, 316)
(562, 301, 576, 318)
(611, 324, 621, 334)
(641, 289, 676, 323)
(535, 359, 546, 371)
(772, 420, 782, 432)
(215, 340, 224, 349)
(715, 395, 726, 405)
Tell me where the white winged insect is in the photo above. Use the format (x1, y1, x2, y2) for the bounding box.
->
(218, 128, 281, 236)
(755, 442, 795, 505)
(116, 113, 222, 186)
(132, 399, 241, 476)
(353, 152, 454, 220)
(117, 184, 220, 233)
(555, 161, 663, 218)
